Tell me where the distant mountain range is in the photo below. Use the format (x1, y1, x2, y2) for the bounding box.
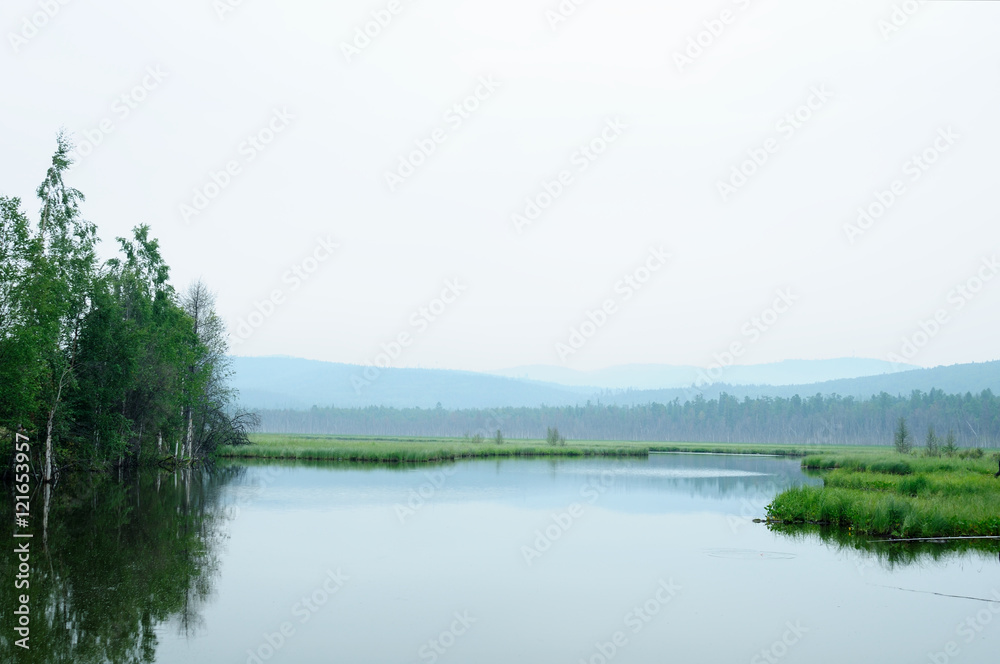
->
(230, 356, 1000, 410)
(489, 358, 918, 390)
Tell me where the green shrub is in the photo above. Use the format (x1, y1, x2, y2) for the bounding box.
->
(942, 431, 958, 457)
(897, 475, 929, 496)
(870, 459, 913, 475)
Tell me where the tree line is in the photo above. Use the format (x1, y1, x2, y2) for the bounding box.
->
(1, 134, 253, 479)
(256, 388, 1000, 447)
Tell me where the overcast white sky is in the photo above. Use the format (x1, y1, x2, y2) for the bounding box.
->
(2, 0, 998, 372)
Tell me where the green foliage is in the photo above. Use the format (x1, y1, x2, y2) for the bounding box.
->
(494, 429, 504, 445)
(546, 426, 566, 446)
(254, 388, 1000, 447)
(218, 434, 646, 463)
(943, 430, 958, 457)
(0, 135, 253, 471)
(897, 474, 929, 496)
(959, 447, 984, 459)
(923, 425, 939, 456)
(893, 417, 911, 454)
(803, 454, 913, 475)
(769, 448, 1000, 537)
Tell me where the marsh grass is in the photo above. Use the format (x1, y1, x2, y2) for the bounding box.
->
(218, 435, 872, 464)
(217, 434, 648, 463)
(648, 443, 872, 456)
(769, 449, 1000, 537)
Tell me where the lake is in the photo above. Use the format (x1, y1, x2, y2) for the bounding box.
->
(5, 453, 999, 663)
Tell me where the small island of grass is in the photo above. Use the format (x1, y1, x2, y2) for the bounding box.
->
(767, 448, 1000, 538)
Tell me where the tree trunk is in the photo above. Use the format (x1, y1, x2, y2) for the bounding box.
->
(43, 365, 72, 484)
(42, 481, 51, 548)
(44, 408, 55, 483)
(185, 408, 194, 458)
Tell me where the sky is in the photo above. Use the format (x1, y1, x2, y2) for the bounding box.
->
(2, 0, 999, 373)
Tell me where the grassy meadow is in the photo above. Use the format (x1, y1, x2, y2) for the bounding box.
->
(216, 433, 876, 463)
(216, 433, 648, 463)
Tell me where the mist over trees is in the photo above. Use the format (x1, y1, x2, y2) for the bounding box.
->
(0, 134, 253, 476)
(256, 389, 1000, 447)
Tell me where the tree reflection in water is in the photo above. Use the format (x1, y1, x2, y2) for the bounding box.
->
(1, 466, 241, 664)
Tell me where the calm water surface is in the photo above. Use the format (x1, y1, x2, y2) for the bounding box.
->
(5, 454, 999, 663)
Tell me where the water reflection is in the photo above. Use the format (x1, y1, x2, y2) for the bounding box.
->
(0, 468, 237, 664)
(2, 456, 997, 664)
(769, 523, 1000, 567)
(217, 452, 821, 513)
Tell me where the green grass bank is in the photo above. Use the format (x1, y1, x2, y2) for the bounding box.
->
(216, 434, 872, 464)
(767, 449, 1000, 538)
(217, 434, 647, 463)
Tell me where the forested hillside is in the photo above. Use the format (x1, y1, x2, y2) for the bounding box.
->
(257, 389, 1000, 447)
(0, 135, 252, 477)
(231, 355, 1000, 410)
